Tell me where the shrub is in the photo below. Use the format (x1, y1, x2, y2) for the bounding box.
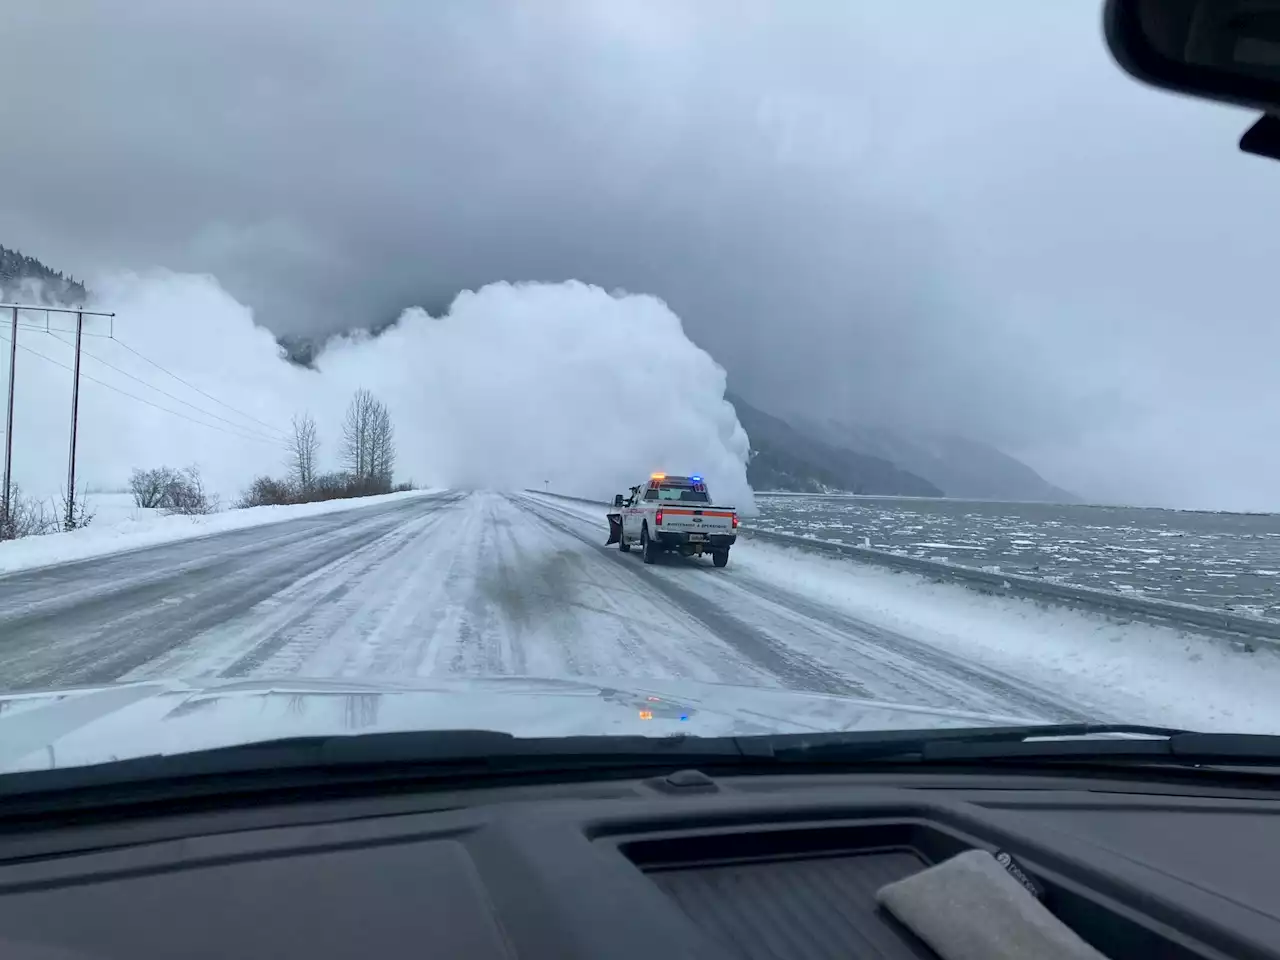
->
(236, 471, 396, 508)
(0, 486, 58, 540)
(130, 466, 179, 509)
(238, 476, 297, 508)
(163, 466, 219, 515)
(131, 465, 218, 515)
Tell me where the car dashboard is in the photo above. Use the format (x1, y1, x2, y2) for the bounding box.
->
(0, 767, 1275, 959)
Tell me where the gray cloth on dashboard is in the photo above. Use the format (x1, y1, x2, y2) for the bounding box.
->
(876, 849, 1109, 960)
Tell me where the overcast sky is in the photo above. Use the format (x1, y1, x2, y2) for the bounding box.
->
(1, 0, 1278, 508)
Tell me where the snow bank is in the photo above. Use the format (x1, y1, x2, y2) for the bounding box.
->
(6, 273, 754, 510)
(735, 542, 1280, 735)
(0, 489, 440, 577)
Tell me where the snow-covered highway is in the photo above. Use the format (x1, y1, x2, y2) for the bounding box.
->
(0, 490, 1071, 716)
(3, 490, 1280, 733)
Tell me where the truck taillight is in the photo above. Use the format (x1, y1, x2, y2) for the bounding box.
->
(655, 509, 663, 525)
(732, 515, 739, 528)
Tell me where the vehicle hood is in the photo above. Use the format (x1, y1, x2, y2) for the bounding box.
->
(0, 675, 1044, 775)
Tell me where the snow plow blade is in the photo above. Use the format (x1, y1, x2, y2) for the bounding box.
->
(606, 513, 622, 545)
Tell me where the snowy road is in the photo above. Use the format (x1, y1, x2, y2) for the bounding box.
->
(0, 491, 1085, 721)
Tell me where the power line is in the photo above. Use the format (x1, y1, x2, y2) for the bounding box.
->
(14, 321, 112, 338)
(0, 333, 287, 448)
(108, 335, 288, 437)
(44, 331, 287, 444)
(15, 334, 285, 448)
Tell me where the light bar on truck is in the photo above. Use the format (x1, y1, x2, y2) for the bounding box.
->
(651, 473, 666, 480)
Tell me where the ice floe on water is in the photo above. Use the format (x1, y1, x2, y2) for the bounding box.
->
(753, 495, 1280, 618)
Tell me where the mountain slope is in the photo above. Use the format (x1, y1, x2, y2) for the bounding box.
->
(0, 245, 86, 305)
(798, 418, 1078, 503)
(727, 393, 942, 496)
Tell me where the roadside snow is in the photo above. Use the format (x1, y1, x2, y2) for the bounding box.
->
(0, 489, 442, 577)
(84, 492, 149, 526)
(523, 493, 1280, 734)
(734, 542, 1280, 734)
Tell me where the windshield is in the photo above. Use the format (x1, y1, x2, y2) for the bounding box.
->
(0, 2, 1276, 776)
(657, 487, 709, 503)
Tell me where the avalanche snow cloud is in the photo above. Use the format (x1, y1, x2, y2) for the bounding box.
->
(5, 274, 754, 509)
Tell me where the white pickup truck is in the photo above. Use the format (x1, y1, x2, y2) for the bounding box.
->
(605, 474, 739, 567)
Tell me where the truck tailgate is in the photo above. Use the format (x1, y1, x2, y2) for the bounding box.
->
(657, 507, 735, 535)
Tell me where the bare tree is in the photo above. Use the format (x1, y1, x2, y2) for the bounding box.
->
(288, 412, 319, 492)
(341, 388, 377, 479)
(368, 402, 396, 487)
(342, 389, 395, 490)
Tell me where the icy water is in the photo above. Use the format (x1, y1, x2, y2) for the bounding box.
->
(753, 495, 1280, 619)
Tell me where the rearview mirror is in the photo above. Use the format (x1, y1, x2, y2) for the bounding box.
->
(613, 494, 624, 507)
(1105, 0, 1280, 160)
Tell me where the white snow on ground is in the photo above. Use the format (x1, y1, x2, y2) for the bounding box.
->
(7, 487, 1280, 738)
(732, 545, 1280, 734)
(527, 493, 1280, 734)
(83, 492, 146, 526)
(0, 489, 440, 576)
(0, 491, 1076, 727)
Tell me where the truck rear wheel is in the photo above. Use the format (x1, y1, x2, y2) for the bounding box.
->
(641, 526, 658, 565)
(712, 548, 729, 568)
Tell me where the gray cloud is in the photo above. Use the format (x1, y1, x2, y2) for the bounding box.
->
(0, 0, 1276, 508)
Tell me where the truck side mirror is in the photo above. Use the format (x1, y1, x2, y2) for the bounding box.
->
(613, 494, 624, 507)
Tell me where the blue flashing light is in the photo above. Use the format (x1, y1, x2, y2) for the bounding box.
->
(679, 715, 689, 722)
(690, 475, 702, 482)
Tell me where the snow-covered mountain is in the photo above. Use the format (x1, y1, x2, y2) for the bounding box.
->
(795, 417, 1078, 503)
(725, 393, 942, 496)
(0, 244, 86, 305)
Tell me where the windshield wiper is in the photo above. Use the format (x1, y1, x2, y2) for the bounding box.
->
(0, 729, 755, 804)
(5, 723, 1277, 811)
(918, 730, 1280, 766)
(18, 723, 1183, 786)
(746, 722, 1177, 761)
(760, 723, 1280, 768)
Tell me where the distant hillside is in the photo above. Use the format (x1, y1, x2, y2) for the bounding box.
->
(727, 392, 942, 496)
(0, 244, 86, 305)
(277, 333, 320, 368)
(277, 319, 402, 369)
(798, 417, 1079, 503)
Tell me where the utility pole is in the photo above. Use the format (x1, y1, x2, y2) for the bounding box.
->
(544, 480, 549, 493)
(65, 310, 84, 530)
(2, 306, 16, 534)
(0, 304, 115, 538)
